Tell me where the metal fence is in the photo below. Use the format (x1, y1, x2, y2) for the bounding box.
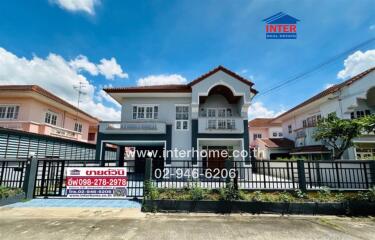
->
(1, 158, 374, 200)
(0, 158, 27, 188)
(0, 127, 117, 160)
(150, 159, 375, 191)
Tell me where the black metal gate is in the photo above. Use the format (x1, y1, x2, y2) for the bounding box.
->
(33, 159, 144, 198)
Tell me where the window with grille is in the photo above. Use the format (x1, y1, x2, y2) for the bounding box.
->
(0, 105, 19, 120)
(45, 111, 58, 125)
(132, 105, 158, 120)
(176, 105, 189, 130)
(74, 123, 83, 133)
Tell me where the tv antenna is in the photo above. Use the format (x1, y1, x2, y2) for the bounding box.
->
(73, 82, 87, 123)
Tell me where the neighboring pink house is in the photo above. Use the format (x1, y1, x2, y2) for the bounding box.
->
(248, 118, 283, 148)
(249, 118, 293, 160)
(0, 85, 99, 144)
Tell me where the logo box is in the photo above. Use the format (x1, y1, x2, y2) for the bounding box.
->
(263, 12, 300, 39)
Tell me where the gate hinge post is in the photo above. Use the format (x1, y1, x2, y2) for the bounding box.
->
(23, 157, 38, 199)
(145, 158, 153, 182)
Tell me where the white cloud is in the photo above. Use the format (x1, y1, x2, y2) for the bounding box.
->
(51, 0, 100, 15)
(69, 55, 128, 80)
(0, 47, 120, 121)
(324, 83, 335, 89)
(96, 89, 121, 108)
(137, 74, 187, 86)
(248, 101, 285, 120)
(69, 55, 99, 75)
(97, 58, 128, 80)
(337, 49, 375, 79)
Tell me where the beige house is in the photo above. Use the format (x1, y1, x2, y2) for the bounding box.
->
(0, 85, 99, 144)
(272, 67, 375, 160)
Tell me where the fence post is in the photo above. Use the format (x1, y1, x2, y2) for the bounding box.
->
(23, 158, 38, 199)
(145, 158, 153, 181)
(225, 159, 233, 185)
(370, 161, 375, 188)
(297, 160, 307, 192)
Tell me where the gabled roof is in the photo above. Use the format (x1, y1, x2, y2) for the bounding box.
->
(274, 67, 375, 121)
(248, 118, 281, 127)
(0, 85, 99, 121)
(263, 12, 300, 24)
(104, 65, 258, 95)
(258, 138, 294, 149)
(188, 65, 254, 87)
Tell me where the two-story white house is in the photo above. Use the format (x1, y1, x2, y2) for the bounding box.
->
(96, 66, 258, 171)
(272, 67, 375, 160)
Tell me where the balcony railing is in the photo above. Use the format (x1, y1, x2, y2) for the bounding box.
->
(198, 117, 244, 134)
(0, 121, 81, 141)
(49, 126, 80, 139)
(99, 121, 166, 134)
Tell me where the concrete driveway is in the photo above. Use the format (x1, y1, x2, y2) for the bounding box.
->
(0, 208, 374, 240)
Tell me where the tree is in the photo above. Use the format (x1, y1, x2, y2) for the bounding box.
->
(313, 115, 363, 159)
(357, 114, 375, 133)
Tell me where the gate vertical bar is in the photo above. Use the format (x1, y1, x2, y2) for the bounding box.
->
(297, 160, 306, 191)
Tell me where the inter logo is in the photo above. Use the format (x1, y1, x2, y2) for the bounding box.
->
(263, 12, 300, 39)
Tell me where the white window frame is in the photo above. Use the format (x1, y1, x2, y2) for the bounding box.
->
(45, 111, 58, 126)
(207, 108, 216, 118)
(132, 104, 159, 120)
(0, 105, 20, 120)
(175, 104, 189, 131)
(74, 122, 83, 133)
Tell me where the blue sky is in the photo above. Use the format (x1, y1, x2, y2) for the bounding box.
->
(0, 0, 374, 120)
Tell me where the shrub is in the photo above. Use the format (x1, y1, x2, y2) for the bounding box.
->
(294, 189, 307, 199)
(278, 191, 293, 203)
(251, 191, 264, 202)
(218, 183, 239, 201)
(354, 191, 370, 202)
(0, 186, 23, 199)
(189, 184, 204, 201)
(368, 187, 375, 202)
(333, 192, 346, 202)
(317, 187, 332, 202)
(143, 181, 159, 200)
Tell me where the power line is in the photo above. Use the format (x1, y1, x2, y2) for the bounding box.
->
(256, 37, 375, 98)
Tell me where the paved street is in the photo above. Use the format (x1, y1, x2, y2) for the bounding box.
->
(0, 208, 374, 240)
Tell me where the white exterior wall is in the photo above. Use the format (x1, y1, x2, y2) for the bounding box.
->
(279, 71, 375, 159)
(121, 97, 192, 160)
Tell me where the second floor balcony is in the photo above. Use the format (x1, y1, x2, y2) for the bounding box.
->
(198, 117, 244, 134)
(99, 121, 166, 134)
(0, 120, 83, 141)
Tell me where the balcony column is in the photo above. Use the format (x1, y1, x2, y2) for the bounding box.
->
(191, 103, 199, 165)
(191, 103, 199, 119)
(241, 103, 250, 118)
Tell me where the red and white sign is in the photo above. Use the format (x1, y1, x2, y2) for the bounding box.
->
(66, 167, 127, 198)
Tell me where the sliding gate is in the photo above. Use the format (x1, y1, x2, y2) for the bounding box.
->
(33, 159, 145, 198)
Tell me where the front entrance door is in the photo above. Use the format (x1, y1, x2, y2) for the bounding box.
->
(206, 146, 228, 170)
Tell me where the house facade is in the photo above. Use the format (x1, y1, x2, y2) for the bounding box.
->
(272, 67, 375, 160)
(96, 66, 257, 169)
(0, 85, 99, 144)
(248, 118, 294, 160)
